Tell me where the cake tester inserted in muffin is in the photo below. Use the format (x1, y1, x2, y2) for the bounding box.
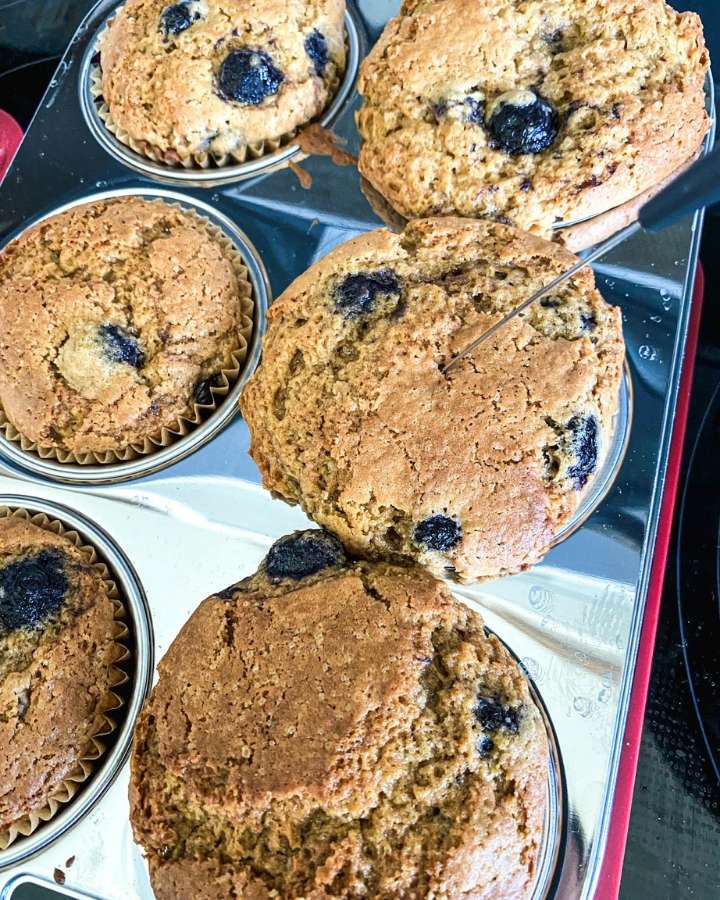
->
(444, 145, 720, 374)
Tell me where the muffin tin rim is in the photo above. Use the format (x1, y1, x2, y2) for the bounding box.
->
(0, 186, 270, 485)
(0, 494, 153, 871)
(77, 0, 364, 187)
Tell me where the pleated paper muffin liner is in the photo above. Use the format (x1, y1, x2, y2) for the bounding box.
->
(0, 198, 255, 466)
(89, 12, 345, 172)
(0, 506, 131, 850)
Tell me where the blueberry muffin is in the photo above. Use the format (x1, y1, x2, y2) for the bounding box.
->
(130, 529, 548, 899)
(241, 218, 625, 582)
(357, 0, 709, 240)
(0, 515, 119, 838)
(0, 197, 251, 459)
(98, 0, 346, 163)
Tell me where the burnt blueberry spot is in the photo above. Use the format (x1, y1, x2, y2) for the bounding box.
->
(215, 584, 238, 600)
(160, 2, 197, 37)
(217, 49, 284, 106)
(488, 90, 559, 155)
(305, 30, 328, 76)
(413, 515, 462, 552)
(194, 374, 223, 406)
(474, 697, 520, 734)
(265, 530, 346, 581)
(477, 735, 494, 757)
(334, 269, 401, 319)
(0, 549, 68, 631)
(540, 297, 561, 309)
(99, 324, 145, 369)
(567, 414, 598, 489)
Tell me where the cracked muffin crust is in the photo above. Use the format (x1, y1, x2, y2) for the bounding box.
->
(98, 0, 346, 162)
(357, 0, 709, 239)
(130, 529, 549, 899)
(0, 197, 249, 457)
(0, 516, 117, 834)
(241, 218, 625, 582)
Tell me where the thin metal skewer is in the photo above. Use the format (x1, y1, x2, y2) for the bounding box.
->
(442, 220, 642, 374)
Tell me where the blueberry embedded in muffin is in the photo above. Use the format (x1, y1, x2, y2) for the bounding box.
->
(216, 49, 285, 106)
(130, 537, 548, 898)
(487, 89, 559, 155)
(333, 269, 402, 319)
(99, 0, 347, 162)
(264, 529, 346, 581)
(0, 548, 67, 632)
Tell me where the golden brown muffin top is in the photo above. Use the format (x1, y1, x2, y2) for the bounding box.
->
(130, 530, 548, 898)
(357, 0, 709, 237)
(99, 0, 346, 159)
(0, 197, 249, 456)
(241, 218, 624, 581)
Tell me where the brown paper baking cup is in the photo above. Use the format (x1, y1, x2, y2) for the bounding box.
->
(0, 199, 255, 466)
(0, 505, 131, 850)
(89, 19, 344, 172)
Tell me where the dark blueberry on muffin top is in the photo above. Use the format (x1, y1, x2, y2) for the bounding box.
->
(567, 414, 599, 489)
(334, 269, 401, 319)
(488, 89, 559, 155)
(0, 549, 68, 632)
(265, 530, 346, 581)
(305, 30, 329, 76)
(217, 49, 284, 106)
(413, 515, 462, 552)
(160, 2, 198, 38)
(99, 324, 145, 369)
(474, 696, 520, 734)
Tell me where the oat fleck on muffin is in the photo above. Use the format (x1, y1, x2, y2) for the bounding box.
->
(241, 217, 625, 582)
(357, 0, 709, 239)
(130, 529, 549, 898)
(98, 0, 346, 163)
(0, 197, 250, 458)
(0, 516, 118, 837)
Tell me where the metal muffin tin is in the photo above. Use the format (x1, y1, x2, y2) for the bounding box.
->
(79, 0, 364, 187)
(0, 0, 715, 897)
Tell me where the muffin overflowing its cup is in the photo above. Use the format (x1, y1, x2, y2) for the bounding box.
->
(0, 195, 254, 465)
(0, 507, 130, 849)
(92, 0, 347, 171)
(241, 217, 625, 582)
(130, 529, 550, 898)
(356, 0, 709, 247)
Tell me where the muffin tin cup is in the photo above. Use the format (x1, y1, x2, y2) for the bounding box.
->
(0, 496, 152, 868)
(80, 1, 363, 187)
(0, 187, 269, 485)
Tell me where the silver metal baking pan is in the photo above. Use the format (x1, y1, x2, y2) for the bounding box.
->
(0, 0, 715, 897)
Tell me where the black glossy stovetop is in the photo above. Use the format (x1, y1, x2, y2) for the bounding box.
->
(0, 2, 719, 898)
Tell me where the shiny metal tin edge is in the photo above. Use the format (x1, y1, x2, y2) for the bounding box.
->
(576, 80, 717, 900)
(0, 186, 270, 485)
(78, 0, 363, 187)
(552, 363, 633, 548)
(0, 495, 153, 871)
